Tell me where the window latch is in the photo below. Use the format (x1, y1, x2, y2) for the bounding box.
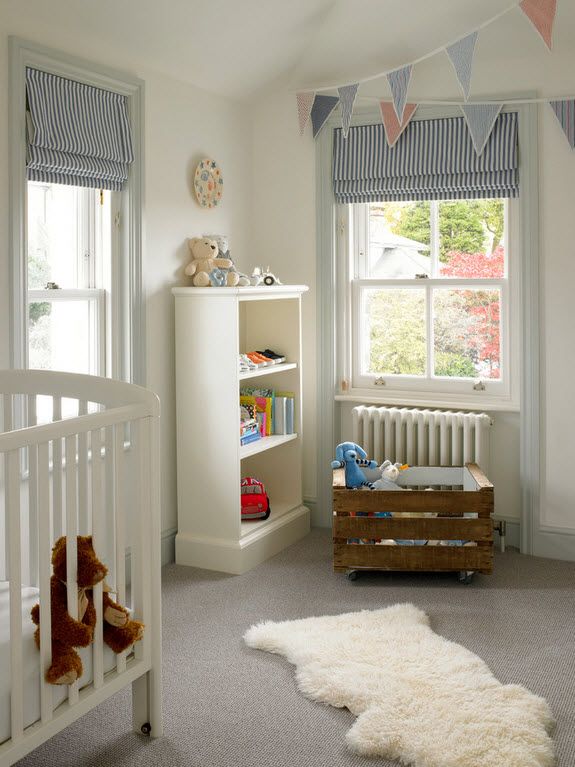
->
(45, 281, 60, 290)
(415, 273, 429, 279)
(374, 376, 386, 386)
(473, 380, 486, 391)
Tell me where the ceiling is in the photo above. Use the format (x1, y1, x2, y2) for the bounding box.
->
(1, 0, 571, 100)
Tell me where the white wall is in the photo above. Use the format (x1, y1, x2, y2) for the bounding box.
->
(0, 16, 253, 537)
(250, 10, 575, 540)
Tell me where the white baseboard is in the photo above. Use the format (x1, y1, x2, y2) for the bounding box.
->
(161, 527, 177, 566)
(174, 505, 310, 574)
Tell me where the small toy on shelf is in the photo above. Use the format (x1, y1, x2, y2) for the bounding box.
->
(331, 442, 378, 489)
(250, 266, 283, 286)
(204, 234, 250, 286)
(185, 237, 236, 287)
(241, 477, 271, 520)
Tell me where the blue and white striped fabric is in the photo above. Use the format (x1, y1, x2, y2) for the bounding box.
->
(446, 32, 478, 101)
(550, 100, 575, 148)
(26, 68, 134, 191)
(333, 112, 518, 203)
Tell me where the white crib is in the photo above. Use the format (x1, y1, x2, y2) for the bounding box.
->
(0, 370, 162, 766)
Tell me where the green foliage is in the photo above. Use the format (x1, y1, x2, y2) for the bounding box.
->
(434, 352, 477, 378)
(367, 290, 425, 375)
(391, 201, 431, 247)
(29, 301, 51, 326)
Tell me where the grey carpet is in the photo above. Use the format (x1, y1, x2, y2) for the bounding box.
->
(15, 529, 575, 767)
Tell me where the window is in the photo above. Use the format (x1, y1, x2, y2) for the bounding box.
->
(342, 196, 518, 404)
(27, 181, 110, 377)
(9, 39, 145, 397)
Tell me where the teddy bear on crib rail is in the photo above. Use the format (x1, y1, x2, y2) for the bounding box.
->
(31, 536, 144, 685)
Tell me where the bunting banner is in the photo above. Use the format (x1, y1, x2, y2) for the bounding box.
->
(387, 65, 412, 122)
(379, 101, 418, 147)
(446, 31, 478, 101)
(338, 84, 359, 138)
(310, 94, 339, 138)
(296, 92, 315, 135)
(550, 100, 575, 148)
(460, 103, 503, 155)
(520, 0, 557, 49)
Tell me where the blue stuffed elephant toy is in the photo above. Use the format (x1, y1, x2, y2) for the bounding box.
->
(331, 442, 378, 489)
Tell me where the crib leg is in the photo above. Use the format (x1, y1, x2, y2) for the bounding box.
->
(133, 668, 163, 737)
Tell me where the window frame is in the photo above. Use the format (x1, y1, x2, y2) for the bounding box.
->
(347, 199, 514, 399)
(8, 37, 145, 386)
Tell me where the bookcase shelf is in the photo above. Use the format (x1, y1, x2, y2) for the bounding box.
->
(239, 362, 298, 381)
(240, 432, 297, 459)
(173, 285, 310, 574)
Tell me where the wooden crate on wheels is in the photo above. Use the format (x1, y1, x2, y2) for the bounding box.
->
(333, 463, 494, 584)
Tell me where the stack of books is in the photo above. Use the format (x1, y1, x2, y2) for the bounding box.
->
(239, 387, 295, 444)
(240, 403, 261, 446)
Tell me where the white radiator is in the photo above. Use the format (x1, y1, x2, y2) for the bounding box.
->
(352, 405, 492, 472)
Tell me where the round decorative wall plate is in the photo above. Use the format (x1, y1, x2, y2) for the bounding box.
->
(194, 158, 223, 208)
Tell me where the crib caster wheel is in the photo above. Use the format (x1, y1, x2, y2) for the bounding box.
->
(458, 571, 474, 585)
(347, 570, 359, 582)
(141, 722, 152, 736)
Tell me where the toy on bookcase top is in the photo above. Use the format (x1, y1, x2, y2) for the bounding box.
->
(331, 442, 378, 490)
(250, 266, 283, 286)
(241, 477, 271, 520)
(203, 234, 250, 286)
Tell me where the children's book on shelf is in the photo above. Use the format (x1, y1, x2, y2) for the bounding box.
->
(240, 402, 261, 446)
(240, 387, 295, 441)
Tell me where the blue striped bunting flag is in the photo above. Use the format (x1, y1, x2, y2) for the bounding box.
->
(310, 95, 339, 138)
(460, 103, 503, 155)
(387, 65, 412, 122)
(550, 100, 575, 148)
(338, 84, 359, 138)
(446, 32, 478, 101)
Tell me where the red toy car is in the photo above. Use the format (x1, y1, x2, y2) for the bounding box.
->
(241, 477, 271, 520)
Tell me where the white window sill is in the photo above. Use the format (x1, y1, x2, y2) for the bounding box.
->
(335, 390, 520, 413)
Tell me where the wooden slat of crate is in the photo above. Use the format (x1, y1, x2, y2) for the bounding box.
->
(334, 543, 492, 573)
(333, 515, 493, 542)
(333, 489, 493, 517)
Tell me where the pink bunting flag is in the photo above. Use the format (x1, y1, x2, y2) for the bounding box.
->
(520, 0, 557, 50)
(296, 92, 316, 135)
(379, 101, 418, 147)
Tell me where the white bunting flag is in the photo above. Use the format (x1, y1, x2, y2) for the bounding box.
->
(550, 101, 575, 148)
(310, 94, 339, 138)
(338, 84, 359, 138)
(387, 65, 412, 123)
(296, 92, 315, 135)
(446, 31, 478, 101)
(460, 103, 503, 155)
(379, 101, 418, 147)
(520, 0, 557, 50)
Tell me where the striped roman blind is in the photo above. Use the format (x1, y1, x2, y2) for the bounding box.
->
(333, 112, 518, 204)
(26, 68, 134, 191)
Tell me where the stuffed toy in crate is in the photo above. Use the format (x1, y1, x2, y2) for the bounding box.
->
(241, 477, 271, 520)
(31, 535, 144, 685)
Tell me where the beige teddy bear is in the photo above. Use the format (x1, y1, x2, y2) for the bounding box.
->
(185, 237, 238, 287)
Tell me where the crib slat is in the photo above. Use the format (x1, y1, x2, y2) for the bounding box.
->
(104, 426, 116, 589)
(65, 435, 80, 705)
(52, 397, 63, 539)
(78, 401, 90, 535)
(91, 428, 104, 689)
(114, 424, 127, 673)
(6, 449, 24, 742)
(28, 395, 39, 587)
(130, 421, 144, 661)
(37, 442, 53, 723)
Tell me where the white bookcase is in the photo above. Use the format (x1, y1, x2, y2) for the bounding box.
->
(172, 285, 310, 574)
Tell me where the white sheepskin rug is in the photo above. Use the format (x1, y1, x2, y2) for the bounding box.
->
(244, 604, 555, 767)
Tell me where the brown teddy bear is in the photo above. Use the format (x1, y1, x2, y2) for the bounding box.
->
(31, 535, 144, 685)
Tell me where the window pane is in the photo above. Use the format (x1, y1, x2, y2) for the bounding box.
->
(27, 182, 81, 289)
(29, 300, 95, 375)
(361, 289, 426, 376)
(438, 199, 505, 278)
(433, 289, 501, 379)
(368, 202, 431, 278)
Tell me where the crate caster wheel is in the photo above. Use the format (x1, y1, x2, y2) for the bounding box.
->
(347, 570, 359, 582)
(141, 722, 152, 736)
(458, 571, 474, 585)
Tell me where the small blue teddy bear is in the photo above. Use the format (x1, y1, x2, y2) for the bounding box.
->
(331, 442, 378, 489)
